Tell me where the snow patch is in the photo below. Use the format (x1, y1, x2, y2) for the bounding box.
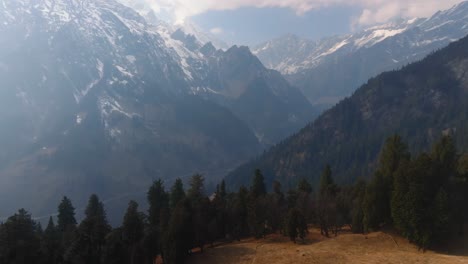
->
(73, 59, 104, 104)
(115, 65, 133, 78)
(354, 28, 406, 48)
(126, 55, 136, 64)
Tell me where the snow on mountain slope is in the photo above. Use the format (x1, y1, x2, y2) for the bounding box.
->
(254, 1, 468, 107)
(116, 0, 229, 49)
(253, 18, 422, 75)
(0, 0, 314, 221)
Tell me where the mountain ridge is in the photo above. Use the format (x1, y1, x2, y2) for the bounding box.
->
(0, 0, 314, 222)
(227, 33, 468, 190)
(253, 1, 468, 108)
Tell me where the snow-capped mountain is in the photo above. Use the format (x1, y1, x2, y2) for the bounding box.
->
(0, 0, 314, 221)
(254, 1, 468, 107)
(254, 19, 421, 75)
(116, 0, 229, 49)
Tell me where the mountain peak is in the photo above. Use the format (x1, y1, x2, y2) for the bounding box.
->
(200, 42, 217, 56)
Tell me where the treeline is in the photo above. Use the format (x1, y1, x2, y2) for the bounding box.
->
(358, 135, 468, 248)
(0, 171, 315, 264)
(1, 135, 467, 264)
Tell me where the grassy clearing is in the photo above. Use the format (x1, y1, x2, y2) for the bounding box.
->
(188, 228, 468, 264)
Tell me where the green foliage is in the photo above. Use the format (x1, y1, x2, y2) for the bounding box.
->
(1, 134, 466, 263)
(70, 194, 111, 264)
(317, 165, 338, 237)
(0, 209, 41, 264)
(298, 178, 312, 194)
(351, 180, 366, 233)
(146, 180, 169, 261)
(41, 217, 60, 264)
(163, 199, 193, 264)
(102, 229, 126, 264)
(286, 209, 307, 243)
(170, 178, 186, 209)
(227, 36, 468, 191)
(188, 174, 205, 200)
(147, 180, 169, 228)
(122, 201, 145, 264)
(57, 196, 77, 232)
(389, 136, 461, 249)
(250, 169, 266, 199)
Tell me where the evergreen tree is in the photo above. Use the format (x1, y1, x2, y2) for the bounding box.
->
(219, 180, 227, 200)
(298, 178, 312, 194)
(351, 180, 366, 233)
(227, 186, 249, 240)
(41, 217, 60, 264)
(163, 199, 193, 264)
(375, 135, 410, 226)
(250, 169, 266, 199)
(170, 178, 186, 209)
(57, 196, 77, 255)
(147, 179, 169, 227)
(145, 180, 169, 262)
(269, 181, 286, 233)
(212, 180, 228, 241)
(188, 174, 205, 200)
(286, 209, 307, 243)
(102, 228, 126, 264)
(57, 196, 77, 232)
(296, 178, 313, 223)
(317, 165, 337, 237)
(247, 170, 268, 238)
(70, 194, 111, 264)
(122, 201, 145, 264)
(0, 209, 41, 264)
(187, 174, 210, 252)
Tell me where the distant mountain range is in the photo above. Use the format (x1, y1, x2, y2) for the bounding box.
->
(228, 33, 468, 190)
(0, 0, 315, 221)
(254, 1, 468, 108)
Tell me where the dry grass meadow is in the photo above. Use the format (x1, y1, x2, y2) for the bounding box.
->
(188, 228, 468, 264)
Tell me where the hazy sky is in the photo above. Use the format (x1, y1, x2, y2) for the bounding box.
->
(134, 0, 467, 45)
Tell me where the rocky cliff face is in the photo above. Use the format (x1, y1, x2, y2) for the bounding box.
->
(0, 0, 314, 222)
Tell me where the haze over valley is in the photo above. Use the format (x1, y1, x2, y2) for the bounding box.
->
(0, 1, 468, 264)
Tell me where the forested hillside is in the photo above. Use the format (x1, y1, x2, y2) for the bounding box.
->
(227, 34, 468, 189)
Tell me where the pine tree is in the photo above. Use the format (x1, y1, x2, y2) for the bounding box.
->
(170, 178, 186, 209)
(351, 180, 366, 233)
(188, 174, 210, 252)
(122, 201, 144, 264)
(0, 209, 41, 264)
(317, 165, 337, 237)
(219, 180, 227, 200)
(57, 196, 77, 232)
(374, 135, 410, 226)
(41, 217, 60, 264)
(286, 209, 307, 243)
(296, 178, 313, 223)
(250, 169, 266, 199)
(391, 160, 411, 237)
(102, 228, 126, 264)
(163, 199, 193, 264)
(71, 194, 111, 264)
(248, 170, 268, 238)
(228, 186, 249, 240)
(188, 174, 205, 200)
(145, 180, 169, 262)
(298, 178, 312, 194)
(147, 179, 169, 227)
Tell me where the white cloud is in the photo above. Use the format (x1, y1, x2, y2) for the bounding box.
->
(140, 0, 466, 25)
(210, 27, 224, 35)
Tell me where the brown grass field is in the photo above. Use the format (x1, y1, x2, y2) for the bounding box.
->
(188, 228, 468, 264)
